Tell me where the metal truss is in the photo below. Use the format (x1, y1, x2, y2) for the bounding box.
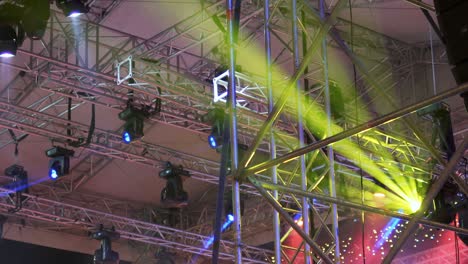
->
(0, 186, 272, 263)
(0, 0, 465, 263)
(227, 1, 468, 264)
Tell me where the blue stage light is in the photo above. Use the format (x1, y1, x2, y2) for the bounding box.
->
(203, 215, 235, 249)
(208, 134, 217, 148)
(122, 131, 131, 143)
(227, 214, 234, 222)
(49, 168, 58, 180)
(68, 11, 82, 18)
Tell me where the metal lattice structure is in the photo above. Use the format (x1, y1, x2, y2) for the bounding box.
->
(0, 0, 467, 263)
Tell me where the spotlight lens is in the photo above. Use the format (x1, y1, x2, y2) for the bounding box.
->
(410, 200, 421, 213)
(68, 12, 83, 18)
(49, 169, 58, 180)
(297, 219, 303, 227)
(123, 131, 131, 143)
(374, 192, 386, 198)
(227, 214, 234, 222)
(208, 134, 217, 148)
(0, 52, 14, 58)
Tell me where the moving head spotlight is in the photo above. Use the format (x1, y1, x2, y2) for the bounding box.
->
(45, 146, 75, 180)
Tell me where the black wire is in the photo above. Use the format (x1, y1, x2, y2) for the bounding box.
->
(420, 8, 445, 45)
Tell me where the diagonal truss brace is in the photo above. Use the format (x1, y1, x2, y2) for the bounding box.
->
(0, 187, 272, 263)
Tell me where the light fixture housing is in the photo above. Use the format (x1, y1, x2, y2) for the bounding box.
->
(208, 133, 222, 149)
(119, 107, 145, 143)
(159, 162, 190, 207)
(46, 146, 74, 180)
(0, 25, 18, 58)
(4, 164, 29, 194)
(201, 108, 226, 150)
(57, 0, 89, 18)
(91, 228, 120, 264)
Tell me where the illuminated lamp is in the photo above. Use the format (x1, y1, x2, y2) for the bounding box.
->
(201, 108, 225, 150)
(57, 0, 89, 18)
(4, 164, 29, 194)
(208, 128, 222, 149)
(118, 107, 145, 143)
(373, 192, 386, 199)
(0, 25, 18, 58)
(45, 146, 74, 180)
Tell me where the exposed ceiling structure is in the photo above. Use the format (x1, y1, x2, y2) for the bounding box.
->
(0, 0, 466, 263)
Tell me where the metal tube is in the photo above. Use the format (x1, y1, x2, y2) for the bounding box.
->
(319, 0, 340, 262)
(403, 0, 435, 11)
(242, 83, 468, 176)
(249, 177, 468, 235)
(226, 0, 242, 262)
(235, 0, 347, 182)
(292, 0, 311, 262)
(264, 0, 281, 262)
(298, 2, 468, 197)
(249, 177, 334, 264)
(382, 137, 468, 263)
(211, 113, 232, 262)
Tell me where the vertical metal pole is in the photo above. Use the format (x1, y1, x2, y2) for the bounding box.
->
(429, 26, 437, 95)
(320, 0, 340, 262)
(49, 14, 54, 57)
(292, 0, 311, 263)
(85, 23, 89, 68)
(96, 26, 100, 72)
(264, 0, 281, 263)
(211, 113, 231, 263)
(227, 0, 242, 262)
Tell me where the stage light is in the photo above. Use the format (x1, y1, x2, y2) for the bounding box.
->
(417, 102, 455, 159)
(425, 181, 460, 224)
(409, 199, 421, 213)
(91, 226, 120, 264)
(122, 131, 131, 144)
(154, 248, 175, 263)
(21, 0, 50, 40)
(119, 106, 146, 143)
(49, 167, 59, 180)
(373, 192, 386, 199)
(296, 219, 303, 227)
(0, 25, 18, 58)
(57, 0, 89, 18)
(4, 164, 29, 194)
(159, 162, 190, 207)
(208, 133, 222, 149)
(4, 164, 29, 212)
(227, 214, 234, 222)
(45, 146, 74, 180)
(203, 214, 235, 249)
(201, 108, 225, 150)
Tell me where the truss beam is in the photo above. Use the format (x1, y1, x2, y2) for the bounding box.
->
(0, 187, 272, 263)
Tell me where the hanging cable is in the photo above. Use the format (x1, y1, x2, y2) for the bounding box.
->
(67, 97, 72, 138)
(233, 0, 242, 45)
(420, 8, 445, 44)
